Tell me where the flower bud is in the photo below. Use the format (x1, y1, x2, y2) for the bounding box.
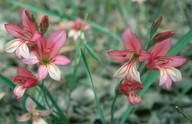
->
(150, 16, 163, 38)
(152, 31, 174, 43)
(40, 15, 49, 34)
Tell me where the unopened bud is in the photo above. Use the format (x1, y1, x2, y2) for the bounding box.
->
(150, 16, 163, 38)
(40, 15, 49, 34)
(152, 31, 174, 43)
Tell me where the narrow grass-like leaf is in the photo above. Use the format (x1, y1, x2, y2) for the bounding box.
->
(120, 29, 192, 123)
(84, 43, 100, 61)
(81, 49, 106, 124)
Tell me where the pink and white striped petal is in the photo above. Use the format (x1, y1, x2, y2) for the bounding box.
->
(23, 51, 40, 65)
(25, 97, 36, 112)
(38, 65, 48, 80)
(165, 66, 182, 82)
(17, 113, 31, 122)
(4, 39, 22, 53)
(14, 84, 26, 101)
(47, 64, 61, 81)
(126, 62, 141, 83)
(18, 43, 30, 58)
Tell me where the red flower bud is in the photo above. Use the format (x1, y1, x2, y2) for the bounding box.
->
(150, 16, 163, 38)
(40, 15, 49, 34)
(152, 31, 174, 43)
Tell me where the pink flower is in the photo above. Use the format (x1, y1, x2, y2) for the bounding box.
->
(23, 30, 71, 81)
(4, 8, 41, 59)
(119, 79, 143, 106)
(68, 19, 90, 40)
(17, 97, 52, 124)
(147, 39, 186, 89)
(12, 66, 38, 101)
(107, 28, 150, 82)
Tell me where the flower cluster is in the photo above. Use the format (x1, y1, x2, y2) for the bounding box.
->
(107, 16, 186, 106)
(3, 8, 87, 123)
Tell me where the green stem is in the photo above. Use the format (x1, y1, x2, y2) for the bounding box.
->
(40, 83, 70, 124)
(110, 93, 118, 124)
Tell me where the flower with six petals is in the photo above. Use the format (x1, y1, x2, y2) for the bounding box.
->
(23, 30, 71, 81)
(107, 28, 150, 82)
(68, 19, 90, 41)
(4, 8, 41, 59)
(17, 97, 52, 124)
(12, 66, 38, 101)
(119, 79, 143, 106)
(147, 38, 186, 89)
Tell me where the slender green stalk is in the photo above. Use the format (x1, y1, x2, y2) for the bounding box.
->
(110, 94, 118, 124)
(40, 83, 70, 124)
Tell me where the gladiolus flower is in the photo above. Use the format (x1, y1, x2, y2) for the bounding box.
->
(107, 28, 150, 82)
(147, 38, 186, 89)
(68, 19, 90, 40)
(23, 30, 71, 81)
(119, 79, 143, 106)
(4, 8, 41, 59)
(17, 97, 52, 124)
(12, 66, 38, 101)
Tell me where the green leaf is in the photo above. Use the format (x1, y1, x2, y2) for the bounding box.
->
(81, 49, 106, 124)
(84, 43, 100, 61)
(120, 29, 192, 123)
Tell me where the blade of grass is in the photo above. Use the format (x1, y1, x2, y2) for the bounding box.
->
(120, 30, 192, 123)
(83, 43, 100, 61)
(81, 49, 106, 124)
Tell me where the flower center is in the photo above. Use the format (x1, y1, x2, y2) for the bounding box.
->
(132, 52, 139, 60)
(42, 57, 50, 65)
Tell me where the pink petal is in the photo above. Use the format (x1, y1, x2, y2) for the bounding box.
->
(83, 24, 90, 30)
(14, 84, 26, 101)
(4, 24, 26, 39)
(4, 39, 23, 53)
(24, 79, 38, 88)
(52, 55, 71, 65)
(30, 31, 41, 43)
(127, 93, 142, 106)
(164, 56, 186, 67)
(23, 51, 40, 65)
(165, 66, 182, 82)
(17, 66, 36, 79)
(151, 38, 172, 57)
(38, 65, 48, 80)
(107, 50, 129, 62)
(122, 28, 142, 51)
(163, 76, 172, 89)
(25, 97, 36, 112)
(138, 50, 151, 62)
(17, 113, 30, 122)
(47, 30, 66, 58)
(22, 8, 36, 33)
(36, 109, 52, 116)
(47, 64, 61, 81)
